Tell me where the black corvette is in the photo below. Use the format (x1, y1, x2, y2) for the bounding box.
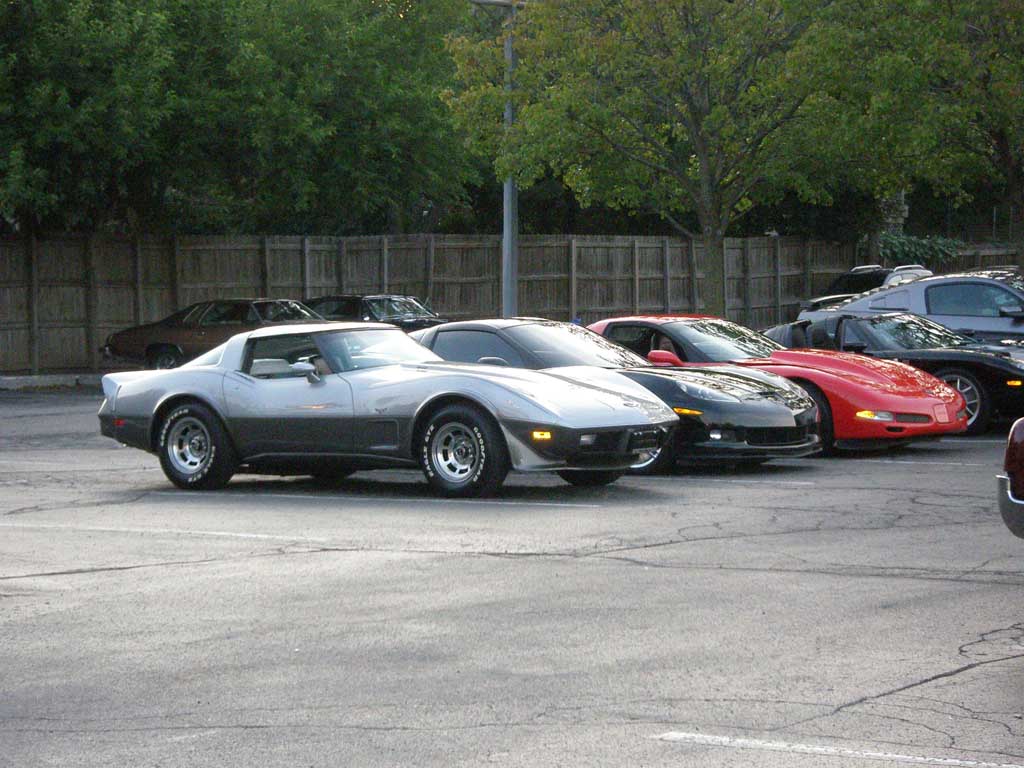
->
(412, 319, 820, 472)
(764, 312, 1024, 434)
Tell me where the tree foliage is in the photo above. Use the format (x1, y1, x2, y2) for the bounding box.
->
(0, 0, 473, 234)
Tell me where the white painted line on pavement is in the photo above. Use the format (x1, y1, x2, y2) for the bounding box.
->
(148, 490, 601, 509)
(702, 478, 816, 486)
(0, 522, 329, 543)
(653, 731, 1024, 768)
(847, 459, 990, 467)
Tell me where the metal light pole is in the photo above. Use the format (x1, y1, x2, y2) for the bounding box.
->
(470, 0, 521, 317)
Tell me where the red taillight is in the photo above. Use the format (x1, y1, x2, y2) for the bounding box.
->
(114, 418, 126, 428)
(1005, 418, 1024, 498)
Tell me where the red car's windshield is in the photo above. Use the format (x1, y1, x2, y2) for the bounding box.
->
(668, 319, 783, 361)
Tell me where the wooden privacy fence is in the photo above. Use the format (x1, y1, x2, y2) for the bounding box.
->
(9, 231, 1000, 374)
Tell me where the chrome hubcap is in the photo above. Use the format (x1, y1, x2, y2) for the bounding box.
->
(631, 447, 662, 470)
(167, 417, 211, 476)
(942, 375, 980, 426)
(432, 422, 480, 483)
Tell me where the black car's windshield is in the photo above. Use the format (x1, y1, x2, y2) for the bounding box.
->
(366, 296, 435, 319)
(254, 300, 321, 322)
(670, 319, 783, 361)
(317, 328, 439, 372)
(505, 323, 651, 368)
(863, 314, 972, 350)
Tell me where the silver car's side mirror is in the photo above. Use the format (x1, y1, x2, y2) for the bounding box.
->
(289, 361, 320, 383)
(477, 356, 509, 367)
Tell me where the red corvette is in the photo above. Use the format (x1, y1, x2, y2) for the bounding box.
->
(588, 315, 968, 452)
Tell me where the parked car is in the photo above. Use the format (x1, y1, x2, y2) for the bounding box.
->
(102, 299, 323, 369)
(999, 417, 1024, 538)
(98, 323, 678, 497)
(306, 294, 446, 332)
(801, 264, 933, 312)
(411, 319, 820, 472)
(764, 312, 1024, 434)
(798, 268, 1024, 342)
(588, 315, 968, 453)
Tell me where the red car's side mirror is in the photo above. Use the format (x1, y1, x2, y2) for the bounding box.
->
(648, 350, 684, 367)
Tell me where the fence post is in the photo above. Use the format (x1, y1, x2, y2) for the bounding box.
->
(133, 237, 143, 325)
(171, 236, 181, 310)
(662, 238, 671, 312)
(301, 236, 311, 300)
(337, 239, 347, 292)
(742, 238, 752, 327)
(569, 237, 578, 321)
(26, 233, 39, 374)
(381, 235, 389, 292)
(632, 238, 640, 313)
(773, 236, 783, 324)
(425, 235, 435, 304)
(803, 240, 812, 298)
(687, 237, 699, 312)
(260, 237, 271, 297)
(85, 235, 99, 371)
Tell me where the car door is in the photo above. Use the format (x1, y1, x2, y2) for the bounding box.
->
(924, 280, 1024, 341)
(192, 301, 262, 356)
(222, 333, 354, 457)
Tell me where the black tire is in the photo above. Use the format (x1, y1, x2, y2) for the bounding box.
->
(157, 403, 237, 490)
(628, 442, 677, 475)
(795, 380, 835, 456)
(557, 470, 624, 487)
(147, 345, 183, 369)
(419, 404, 510, 497)
(934, 367, 991, 435)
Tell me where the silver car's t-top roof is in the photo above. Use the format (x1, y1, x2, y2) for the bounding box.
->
(214, 321, 403, 369)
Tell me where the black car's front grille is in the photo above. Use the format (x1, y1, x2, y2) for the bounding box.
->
(743, 424, 816, 446)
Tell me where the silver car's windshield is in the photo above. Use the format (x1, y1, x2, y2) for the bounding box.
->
(318, 328, 439, 372)
(506, 323, 651, 368)
(670, 319, 782, 361)
(863, 314, 971, 349)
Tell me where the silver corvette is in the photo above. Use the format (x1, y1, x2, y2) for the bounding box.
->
(98, 323, 678, 497)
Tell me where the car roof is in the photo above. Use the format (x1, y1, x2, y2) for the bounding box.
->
(425, 318, 555, 331)
(599, 315, 716, 324)
(247, 322, 394, 338)
(308, 293, 419, 301)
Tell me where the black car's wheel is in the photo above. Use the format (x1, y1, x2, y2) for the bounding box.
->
(158, 403, 237, 490)
(628, 443, 677, 475)
(935, 367, 991, 435)
(795, 381, 835, 456)
(147, 345, 183, 369)
(420, 404, 509, 497)
(557, 470, 624, 487)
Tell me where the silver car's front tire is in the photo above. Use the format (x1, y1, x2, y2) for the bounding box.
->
(420, 405, 509, 498)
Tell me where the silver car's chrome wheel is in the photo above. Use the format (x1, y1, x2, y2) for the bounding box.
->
(431, 422, 480, 484)
(941, 373, 980, 426)
(167, 417, 212, 476)
(631, 447, 662, 470)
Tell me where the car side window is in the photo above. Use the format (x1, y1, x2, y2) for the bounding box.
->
(926, 282, 1021, 317)
(432, 330, 525, 366)
(651, 331, 686, 360)
(840, 321, 869, 347)
(313, 298, 361, 319)
(868, 289, 909, 310)
(606, 324, 653, 356)
(245, 334, 328, 378)
(202, 302, 257, 325)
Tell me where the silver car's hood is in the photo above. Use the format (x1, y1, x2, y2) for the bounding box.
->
(401, 362, 676, 426)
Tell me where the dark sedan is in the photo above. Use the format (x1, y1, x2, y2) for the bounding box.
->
(306, 294, 446, 332)
(412, 319, 820, 472)
(102, 299, 322, 369)
(764, 312, 1024, 434)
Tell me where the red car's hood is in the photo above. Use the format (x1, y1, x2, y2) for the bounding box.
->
(736, 349, 956, 400)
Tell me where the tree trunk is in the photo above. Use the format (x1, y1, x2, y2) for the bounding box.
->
(700, 223, 728, 319)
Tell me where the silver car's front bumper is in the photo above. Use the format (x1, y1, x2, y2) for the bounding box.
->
(997, 475, 1024, 539)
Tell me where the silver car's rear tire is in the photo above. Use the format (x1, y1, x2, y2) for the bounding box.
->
(420, 405, 509, 497)
(158, 403, 237, 490)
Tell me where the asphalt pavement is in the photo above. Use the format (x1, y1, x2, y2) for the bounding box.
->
(1, 390, 1022, 767)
